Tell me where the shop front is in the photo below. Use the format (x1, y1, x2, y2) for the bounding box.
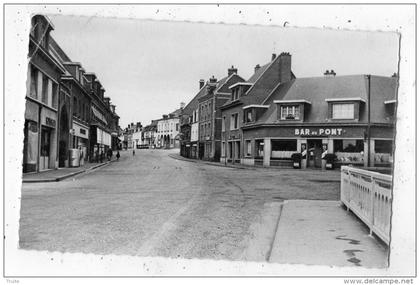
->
(23, 100, 58, 173)
(72, 121, 89, 164)
(242, 125, 394, 169)
(89, 125, 111, 162)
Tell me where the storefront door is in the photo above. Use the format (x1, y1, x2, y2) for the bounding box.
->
(234, 141, 240, 162)
(40, 126, 52, 170)
(308, 139, 322, 168)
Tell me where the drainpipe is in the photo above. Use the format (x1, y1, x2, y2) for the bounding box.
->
(367, 74, 371, 167)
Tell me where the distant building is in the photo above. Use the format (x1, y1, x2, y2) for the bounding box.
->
(156, 106, 182, 149)
(143, 120, 158, 148)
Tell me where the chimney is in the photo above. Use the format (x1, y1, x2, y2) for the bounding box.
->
(279, 52, 292, 83)
(104, 97, 111, 108)
(209, 75, 217, 83)
(254, 64, 261, 73)
(110, 104, 116, 113)
(272, 53, 277, 61)
(180, 102, 186, 109)
(199, 79, 205, 90)
(228, 65, 238, 76)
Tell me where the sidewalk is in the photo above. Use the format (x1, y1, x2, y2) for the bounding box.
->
(269, 200, 389, 268)
(22, 159, 116, 183)
(168, 153, 258, 170)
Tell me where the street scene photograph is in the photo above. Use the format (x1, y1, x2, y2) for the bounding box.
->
(3, 4, 416, 279)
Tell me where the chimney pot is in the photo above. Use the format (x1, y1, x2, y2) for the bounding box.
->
(272, 53, 277, 61)
(254, 64, 261, 73)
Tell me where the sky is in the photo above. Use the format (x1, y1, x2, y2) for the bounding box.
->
(48, 15, 399, 128)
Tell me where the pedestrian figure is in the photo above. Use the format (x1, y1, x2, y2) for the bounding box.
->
(100, 151, 104, 163)
(116, 151, 120, 161)
(95, 150, 99, 163)
(132, 149, 135, 156)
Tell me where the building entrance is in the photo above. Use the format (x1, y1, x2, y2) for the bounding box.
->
(307, 139, 323, 168)
(39, 126, 52, 171)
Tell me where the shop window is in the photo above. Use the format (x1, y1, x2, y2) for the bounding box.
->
(280, 105, 300, 120)
(29, 65, 38, 99)
(245, 140, 252, 156)
(271, 140, 297, 151)
(375, 140, 393, 153)
(255, 140, 264, 158)
(271, 140, 297, 159)
(41, 75, 48, 104)
(334, 140, 364, 152)
(332, 103, 354, 119)
(230, 113, 239, 130)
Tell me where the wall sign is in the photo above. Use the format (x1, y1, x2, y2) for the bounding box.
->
(295, 128, 344, 136)
(45, 117, 56, 128)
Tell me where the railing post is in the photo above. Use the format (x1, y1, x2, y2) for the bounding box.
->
(369, 174, 375, 236)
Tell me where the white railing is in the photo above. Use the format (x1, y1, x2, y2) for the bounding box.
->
(340, 166, 393, 245)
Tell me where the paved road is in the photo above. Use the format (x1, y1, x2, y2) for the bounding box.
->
(19, 149, 340, 261)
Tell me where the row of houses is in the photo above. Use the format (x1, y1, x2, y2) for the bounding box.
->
(120, 106, 183, 150)
(23, 15, 120, 173)
(179, 52, 397, 169)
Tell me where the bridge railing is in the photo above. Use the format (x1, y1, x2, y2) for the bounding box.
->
(340, 166, 393, 245)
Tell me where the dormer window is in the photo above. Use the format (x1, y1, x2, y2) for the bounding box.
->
(274, 99, 311, 122)
(242, 105, 269, 124)
(332, 103, 354, 119)
(245, 109, 253, 123)
(325, 97, 365, 121)
(280, 105, 300, 120)
(229, 82, 253, 101)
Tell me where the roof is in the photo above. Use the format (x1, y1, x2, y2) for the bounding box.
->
(169, 108, 182, 117)
(222, 54, 295, 108)
(247, 62, 271, 83)
(182, 85, 207, 116)
(255, 75, 397, 124)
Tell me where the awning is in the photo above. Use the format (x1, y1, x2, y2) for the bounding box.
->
(91, 106, 108, 124)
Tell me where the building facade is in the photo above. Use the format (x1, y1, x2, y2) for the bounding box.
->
(197, 67, 244, 161)
(23, 15, 120, 173)
(220, 53, 294, 165)
(221, 53, 396, 168)
(23, 15, 65, 172)
(142, 120, 158, 148)
(180, 80, 205, 158)
(156, 107, 182, 149)
(241, 74, 396, 168)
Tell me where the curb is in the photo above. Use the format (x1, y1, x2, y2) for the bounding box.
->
(168, 154, 250, 170)
(22, 160, 115, 183)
